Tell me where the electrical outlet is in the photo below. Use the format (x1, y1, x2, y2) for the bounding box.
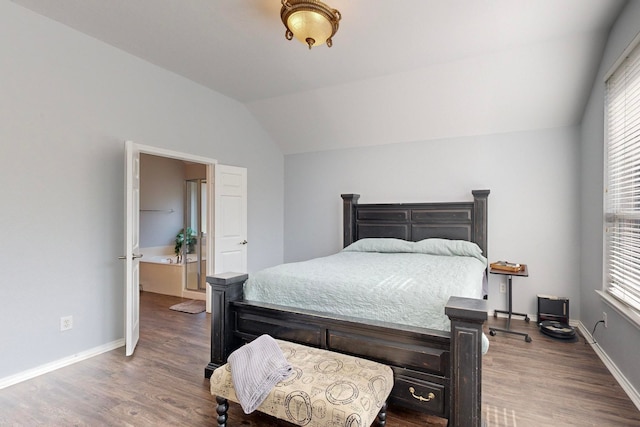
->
(603, 312, 607, 328)
(60, 315, 73, 331)
(499, 283, 506, 293)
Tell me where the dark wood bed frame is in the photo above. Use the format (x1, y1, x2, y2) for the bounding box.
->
(205, 190, 490, 427)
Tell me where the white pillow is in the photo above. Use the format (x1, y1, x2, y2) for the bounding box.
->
(414, 238, 486, 263)
(342, 238, 415, 253)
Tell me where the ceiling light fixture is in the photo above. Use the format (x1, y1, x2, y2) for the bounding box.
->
(280, 0, 341, 50)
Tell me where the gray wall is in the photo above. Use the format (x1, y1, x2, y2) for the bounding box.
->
(580, 0, 640, 395)
(139, 155, 185, 249)
(284, 127, 580, 319)
(0, 2, 283, 379)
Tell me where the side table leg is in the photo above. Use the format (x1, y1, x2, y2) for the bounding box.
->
(506, 275, 512, 329)
(489, 274, 532, 342)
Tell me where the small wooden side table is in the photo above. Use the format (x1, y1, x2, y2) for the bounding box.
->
(489, 264, 532, 342)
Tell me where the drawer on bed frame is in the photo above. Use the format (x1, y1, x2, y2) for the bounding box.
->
(390, 367, 448, 417)
(327, 330, 450, 376)
(234, 310, 325, 347)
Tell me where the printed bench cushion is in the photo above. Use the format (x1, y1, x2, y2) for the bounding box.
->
(210, 339, 394, 427)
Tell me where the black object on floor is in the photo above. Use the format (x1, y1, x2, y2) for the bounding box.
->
(537, 294, 570, 324)
(539, 320, 577, 341)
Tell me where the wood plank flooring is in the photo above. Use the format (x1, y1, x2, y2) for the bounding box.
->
(1, 291, 639, 426)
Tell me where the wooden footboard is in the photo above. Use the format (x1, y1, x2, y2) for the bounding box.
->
(205, 273, 487, 427)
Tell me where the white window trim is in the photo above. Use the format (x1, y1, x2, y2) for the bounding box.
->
(604, 31, 640, 81)
(601, 30, 640, 329)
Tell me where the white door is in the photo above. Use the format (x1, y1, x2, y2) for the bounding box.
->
(214, 165, 247, 274)
(124, 140, 142, 356)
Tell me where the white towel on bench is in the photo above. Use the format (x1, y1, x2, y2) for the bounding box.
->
(228, 334, 292, 414)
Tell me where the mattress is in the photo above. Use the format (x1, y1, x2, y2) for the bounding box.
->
(244, 238, 488, 337)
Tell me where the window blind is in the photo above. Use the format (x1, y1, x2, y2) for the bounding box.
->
(605, 38, 640, 314)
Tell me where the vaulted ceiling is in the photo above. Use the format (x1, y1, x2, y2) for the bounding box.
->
(10, 0, 627, 153)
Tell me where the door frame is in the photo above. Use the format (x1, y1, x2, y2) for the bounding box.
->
(125, 141, 217, 355)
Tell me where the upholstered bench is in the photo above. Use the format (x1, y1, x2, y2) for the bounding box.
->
(210, 339, 394, 427)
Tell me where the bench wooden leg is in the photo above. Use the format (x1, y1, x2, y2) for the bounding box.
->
(215, 396, 228, 427)
(377, 401, 387, 426)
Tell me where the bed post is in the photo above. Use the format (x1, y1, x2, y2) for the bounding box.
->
(204, 272, 247, 378)
(341, 193, 360, 247)
(445, 296, 487, 427)
(471, 190, 490, 257)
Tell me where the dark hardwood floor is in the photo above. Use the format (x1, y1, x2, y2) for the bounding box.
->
(1, 291, 639, 426)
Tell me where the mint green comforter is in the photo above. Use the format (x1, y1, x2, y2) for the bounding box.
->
(244, 238, 489, 352)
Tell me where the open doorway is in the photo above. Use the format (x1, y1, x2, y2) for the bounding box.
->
(124, 142, 214, 356)
(138, 154, 208, 300)
(124, 141, 247, 356)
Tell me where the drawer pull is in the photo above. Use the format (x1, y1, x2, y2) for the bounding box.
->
(408, 387, 435, 402)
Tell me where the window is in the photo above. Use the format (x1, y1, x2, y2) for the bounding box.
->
(605, 36, 640, 316)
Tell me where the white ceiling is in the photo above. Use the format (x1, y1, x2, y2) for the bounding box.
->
(10, 0, 627, 154)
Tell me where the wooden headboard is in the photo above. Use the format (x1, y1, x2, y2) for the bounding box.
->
(342, 190, 490, 257)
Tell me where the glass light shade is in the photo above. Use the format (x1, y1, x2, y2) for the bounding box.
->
(287, 10, 333, 47)
(280, 0, 341, 49)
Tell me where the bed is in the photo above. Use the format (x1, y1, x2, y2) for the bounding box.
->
(205, 190, 489, 427)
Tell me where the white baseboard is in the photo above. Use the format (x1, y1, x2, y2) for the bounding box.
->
(577, 321, 640, 411)
(0, 339, 125, 390)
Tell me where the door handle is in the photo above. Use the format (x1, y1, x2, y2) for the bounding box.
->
(118, 254, 144, 260)
(240, 240, 248, 245)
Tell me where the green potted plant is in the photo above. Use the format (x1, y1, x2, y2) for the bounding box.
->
(175, 227, 197, 260)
